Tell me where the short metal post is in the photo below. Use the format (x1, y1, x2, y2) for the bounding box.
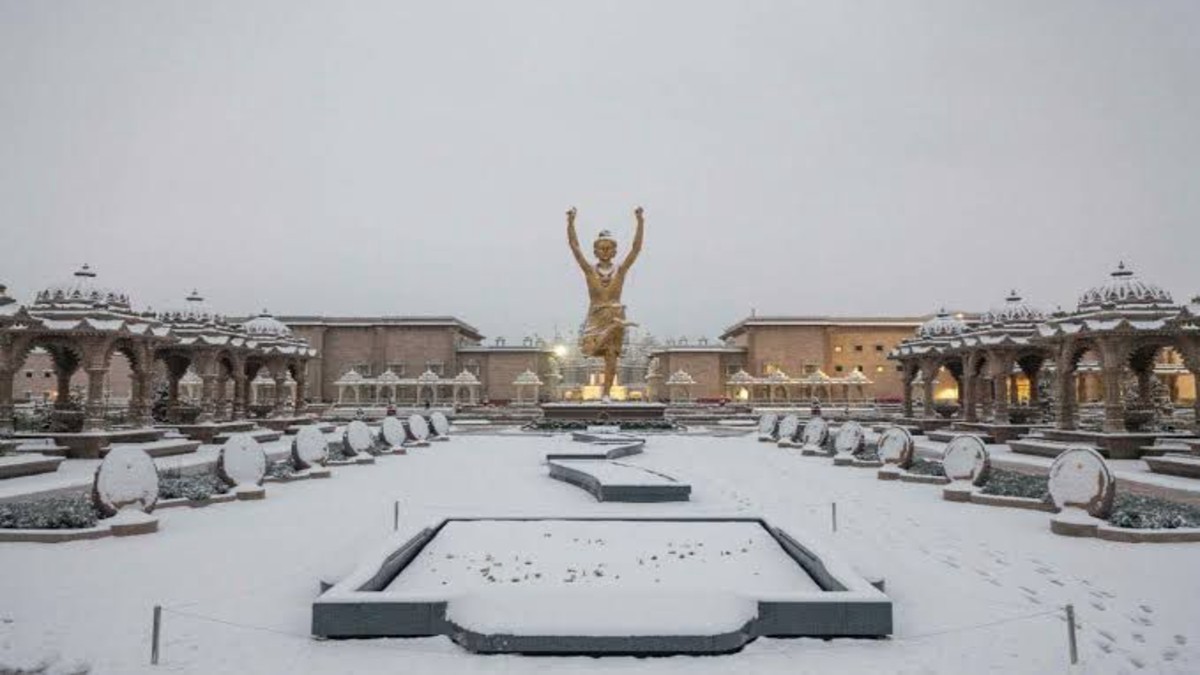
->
(831, 502, 838, 532)
(1066, 604, 1078, 665)
(393, 500, 399, 531)
(151, 605, 162, 665)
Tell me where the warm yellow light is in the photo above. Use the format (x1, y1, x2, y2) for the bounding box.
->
(553, 344, 569, 358)
(737, 387, 750, 401)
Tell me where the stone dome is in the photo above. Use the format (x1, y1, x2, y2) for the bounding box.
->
(160, 290, 221, 325)
(1077, 262, 1173, 311)
(983, 291, 1046, 325)
(242, 310, 292, 337)
(33, 264, 132, 311)
(916, 309, 967, 339)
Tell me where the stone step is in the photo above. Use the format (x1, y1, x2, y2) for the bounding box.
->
(0, 454, 65, 480)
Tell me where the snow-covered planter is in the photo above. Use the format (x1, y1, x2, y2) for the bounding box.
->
(291, 425, 332, 478)
(940, 435, 990, 502)
(341, 420, 377, 464)
(757, 412, 779, 442)
(876, 427, 915, 480)
(897, 458, 948, 485)
(157, 472, 228, 507)
(831, 421, 864, 466)
(92, 447, 159, 536)
(1048, 446, 1115, 537)
(406, 414, 431, 447)
(775, 414, 801, 448)
(1088, 494, 1200, 543)
(217, 433, 268, 501)
(380, 417, 409, 454)
(429, 411, 451, 440)
(799, 417, 830, 456)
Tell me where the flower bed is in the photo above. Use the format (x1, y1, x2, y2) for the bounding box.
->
(978, 469, 1048, 501)
(1108, 494, 1200, 530)
(0, 495, 99, 530)
(906, 458, 945, 477)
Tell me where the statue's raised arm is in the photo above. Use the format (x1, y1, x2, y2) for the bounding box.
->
(619, 206, 645, 273)
(565, 207, 591, 273)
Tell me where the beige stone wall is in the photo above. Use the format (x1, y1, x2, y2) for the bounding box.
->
(826, 326, 915, 401)
(744, 325, 828, 378)
(12, 351, 139, 403)
(475, 351, 551, 403)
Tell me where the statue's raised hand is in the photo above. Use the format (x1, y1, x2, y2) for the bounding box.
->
(567, 207, 577, 222)
(634, 206, 644, 218)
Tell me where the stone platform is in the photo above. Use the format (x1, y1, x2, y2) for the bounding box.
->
(258, 416, 316, 432)
(12, 428, 167, 459)
(548, 460, 691, 502)
(948, 422, 1050, 444)
(540, 402, 667, 423)
(1010, 429, 1197, 460)
(163, 421, 256, 444)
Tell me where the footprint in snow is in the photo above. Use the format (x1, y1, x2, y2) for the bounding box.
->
(1173, 635, 1187, 646)
(1094, 639, 1114, 654)
(1090, 600, 1106, 612)
(1096, 628, 1117, 644)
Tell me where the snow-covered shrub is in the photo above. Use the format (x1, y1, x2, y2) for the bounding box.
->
(0, 495, 99, 530)
(906, 458, 945, 477)
(266, 459, 297, 479)
(157, 473, 225, 501)
(326, 442, 349, 462)
(1108, 494, 1200, 530)
(979, 469, 1049, 501)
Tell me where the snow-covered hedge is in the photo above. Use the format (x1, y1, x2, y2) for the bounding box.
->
(906, 458, 945, 477)
(528, 419, 677, 431)
(980, 469, 1048, 501)
(0, 495, 99, 530)
(266, 458, 297, 479)
(1108, 494, 1200, 530)
(158, 473, 225, 501)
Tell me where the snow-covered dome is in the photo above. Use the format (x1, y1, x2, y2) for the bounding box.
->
(1077, 262, 1173, 312)
(453, 369, 481, 385)
(513, 369, 543, 386)
(982, 291, 1046, 325)
(666, 369, 696, 386)
(243, 310, 291, 337)
(417, 369, 442, 384)
(727, 369, 756, 385)
(916, 309, 967, 339)
(160, 290, 222, 325)
(33, 264, 132, 311)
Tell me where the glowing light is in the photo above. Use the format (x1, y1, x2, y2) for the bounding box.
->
(553, 344, 569, 358)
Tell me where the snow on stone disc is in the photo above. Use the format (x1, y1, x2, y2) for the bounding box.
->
(757, 412, 779, 436)
(878, 427, 914, 467)
(942, 435, 990, 485)
(1048, 446, 1116, 518)
(381, 417, 407, 446)
(407, 414, 430, 441)
(93, 446, 159, 516)
(802, 417, 829, 446)
(430, 411, 451, 437)
(292, 425, 329, 469)
(834, 421, 864, 455)
(776, 414, 800, 441)
(218, 433, 267, 487)
(344, 420, 373, 455)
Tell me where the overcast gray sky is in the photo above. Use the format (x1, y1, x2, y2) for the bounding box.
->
(2, 1, 1197, 341)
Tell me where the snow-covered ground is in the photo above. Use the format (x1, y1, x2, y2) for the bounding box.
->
(2, 433, 1199, 674)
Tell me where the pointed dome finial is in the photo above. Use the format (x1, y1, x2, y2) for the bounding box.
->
(75, 263, 96, 278)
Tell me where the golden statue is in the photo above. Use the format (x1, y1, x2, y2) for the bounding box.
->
(566, 206, 645, 401)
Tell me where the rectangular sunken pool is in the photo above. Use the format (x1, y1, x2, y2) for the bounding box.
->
(313, 517, 892, 654)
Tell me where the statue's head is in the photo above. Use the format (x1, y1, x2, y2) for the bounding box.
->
(593, 230, 617, 263)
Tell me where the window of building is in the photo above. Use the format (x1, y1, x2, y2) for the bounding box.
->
(834, 365, 844, 373)
(876, 365, 885, 373)
(895, 365, 903, 372)
(854, 345, 863, 352)
(43, 371, 51, 378)
(724, 363, 743, 376)
(833, 346, 842, 353)
(856, 365, 864, 372)
(387, 363, 406, 377)
(352, 363, 371, 377)
(874, 345, 884, 352)
(763, 363, 780, 375)
(426, 361, 445, 377)
(25, 371, 32, 378)
(465, 360, 481, 376)
(803, 364, 817, 375)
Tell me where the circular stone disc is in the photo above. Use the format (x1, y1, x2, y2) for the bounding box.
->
(758, 412, 779, 436)
(292, 425, 329, 469)
(219, 433, 267, 488)
(407, 413, 430, 441)
(802, 417, 829, 446)
(430, 411, 451, 437)
(834, 421, 865, 455)
(345, 420, 374, 455)
(1048, 446, 1116, 518)
(942, 435, 990, 485)
(776, 414, 800, 442)
(381, 417, 407, 446)
(93, 447, 159, 517)
(877, 427, 915, 467)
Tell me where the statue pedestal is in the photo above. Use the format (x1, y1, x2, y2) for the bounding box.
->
(539, 402, 667, 422)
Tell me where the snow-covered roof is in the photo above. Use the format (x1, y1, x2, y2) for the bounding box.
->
(981, 291, 1046, 326)
(375, 369, 402, 385)
(665, 369, 696, 386)
(417, 369, 443, 384)
(1077, 262, 1172, 311)
(453, 369, 481, 385)
(32, 264, 132, 311)
(916, 309, 968, 339)
(243, 310, 292, 337)
(513, 369, 543, 386)
(727, 369, 757, 385)
(335, 370, 366, 385)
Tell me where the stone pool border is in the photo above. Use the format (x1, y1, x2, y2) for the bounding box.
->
(312, 515, 893, 654)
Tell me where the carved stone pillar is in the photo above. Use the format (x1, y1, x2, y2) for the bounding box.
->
(901, 372, 914, 418)
(1098, 339, 1131, 434)
(83, 367, 108, 431)
(272, 371, 288, 417)
(0, 369, 14, 436)
(294, 373, 307, 414)
(215, 374, 230, 421)
(198, 373, 217, 423)
(1027, 369, 1040, 406)
(988, 352, 1014, 424)
(54, 370, 74, 409)
(1182, 350, 1200, 433)
(232, 374, 248, 420)
(128, 370, 153, 428)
